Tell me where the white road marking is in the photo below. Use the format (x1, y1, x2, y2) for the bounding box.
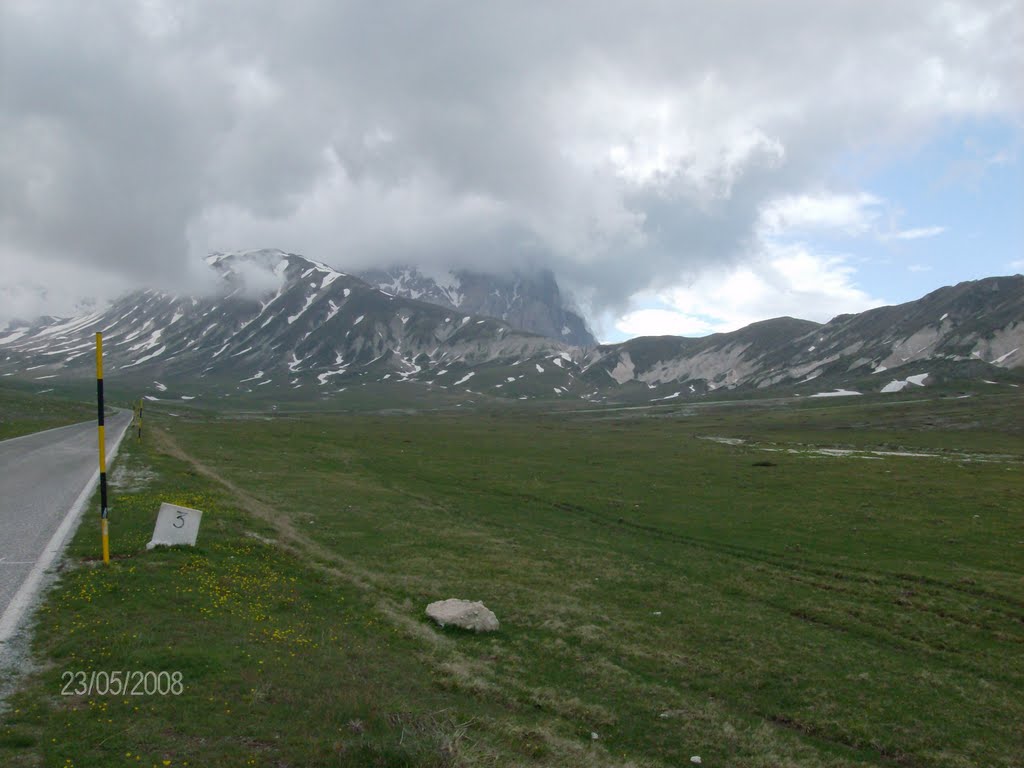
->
(0, 416, 130, 645)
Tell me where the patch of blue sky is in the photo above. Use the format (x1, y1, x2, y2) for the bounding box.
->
(602, 118, 1021, 343)
(826, 117, 1022, 304)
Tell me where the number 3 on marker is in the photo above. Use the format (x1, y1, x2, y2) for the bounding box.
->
(173, 511, 186, 529)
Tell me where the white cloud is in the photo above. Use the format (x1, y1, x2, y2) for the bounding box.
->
(907, 263, 933, 272)
(759, 192, 883, 236)
(0, 0, 1021, 323)
(883, 226, 947, 241)
(760, 193, 948, 244)
(0, 246, 134, 323)
(229, 259, 288, 299)
(613, 243, 885, 338)
(614, 309, 719, 338)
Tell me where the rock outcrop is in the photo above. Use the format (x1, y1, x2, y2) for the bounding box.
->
(425, 598, 499, 632)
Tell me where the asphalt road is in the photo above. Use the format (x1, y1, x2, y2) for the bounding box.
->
(0, 411, 131, 640)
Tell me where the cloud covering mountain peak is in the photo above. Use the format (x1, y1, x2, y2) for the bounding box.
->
(1, 1, 1020, 325)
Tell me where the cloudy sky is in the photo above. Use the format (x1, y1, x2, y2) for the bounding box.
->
(1, 0, 1021, 341)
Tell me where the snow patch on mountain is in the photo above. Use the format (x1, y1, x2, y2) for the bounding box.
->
(0, 329, 28, 344)
(288, 293, 318, 324)
(810, 389, 862, 397)
(321, 271, 343, 290)
(880, 373, 929, 393)
(128, 329, 163, 353)
(123, 345, 166, 367)
(973, 323, 1024, 367)
(651, 391, 681, 401)
(992, 348, 1019, 365)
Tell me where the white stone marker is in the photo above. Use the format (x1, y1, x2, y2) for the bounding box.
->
(146, 502, 203, 549)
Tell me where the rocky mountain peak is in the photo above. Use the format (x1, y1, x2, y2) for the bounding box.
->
(356, 265, 596, 347)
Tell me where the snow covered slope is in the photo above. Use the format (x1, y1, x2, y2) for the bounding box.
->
(0, 250, 582, 402)
(1, 256, 1020, 405)
(580, 276, 1024, 397)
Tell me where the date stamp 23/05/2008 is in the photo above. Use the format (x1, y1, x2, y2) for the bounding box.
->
(60, 670, 183, 697)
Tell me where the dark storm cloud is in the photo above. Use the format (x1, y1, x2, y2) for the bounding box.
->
(1, 0, 1021, 321)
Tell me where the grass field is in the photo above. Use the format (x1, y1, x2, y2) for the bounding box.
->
(1, 390, 1021, 766)
(0, 385, 96, 440)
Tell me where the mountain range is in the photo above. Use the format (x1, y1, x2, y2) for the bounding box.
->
(1, 249, 1021, 406)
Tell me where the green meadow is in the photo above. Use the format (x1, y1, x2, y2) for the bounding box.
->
(1, 390, 1022, 767)
(0, 385, 95, 440)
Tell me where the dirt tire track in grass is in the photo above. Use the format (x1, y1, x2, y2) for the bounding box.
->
(150, 428, 466, 645)
(150, 427, 450, 641)
(149, 428, 603, 757)
(151, 426, 379, 585)
(534, 496, 1024, 687)
(544, 497, 1024, 616)
(766, 714, 925, 768)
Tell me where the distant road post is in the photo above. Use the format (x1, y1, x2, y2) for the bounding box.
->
(133, 398, 143, 441)
(96, 333, 110, 565)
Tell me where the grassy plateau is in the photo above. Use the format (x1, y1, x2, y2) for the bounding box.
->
(0, 385, 95, 440)
(0, 389, 1021, 767)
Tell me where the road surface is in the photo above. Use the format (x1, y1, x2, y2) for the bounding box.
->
(0, 411, 131, 643)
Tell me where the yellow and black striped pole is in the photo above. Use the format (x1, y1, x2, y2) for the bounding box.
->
(96, 333, 110, 565)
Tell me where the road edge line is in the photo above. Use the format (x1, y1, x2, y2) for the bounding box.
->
(0, 414, 131, 645)
(0, 419, 96, 447)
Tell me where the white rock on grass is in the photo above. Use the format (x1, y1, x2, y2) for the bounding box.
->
(425, 598, 499, 632)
